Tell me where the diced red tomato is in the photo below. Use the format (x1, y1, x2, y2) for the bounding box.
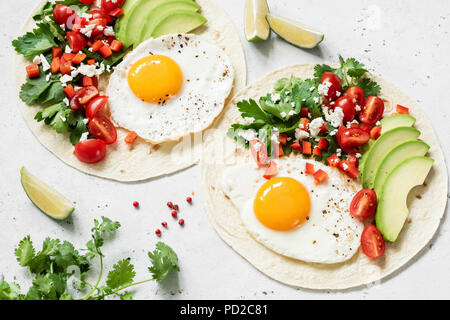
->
(110, 40, 123, 52)
(74, 139, 107, 164)
(88, 116, 117, 145)
(72, 52, 86, 64)
(263, 161, 278, 179)
(338, 160, 360, 179)
(350, 189, 377, 219)
(90, 40, 105, 52)
(344, 86, 365, 108)
(86, 96, 108, 119)
(60, 60, 72, 75)
(290, 142, 302, 152)
(63, 84, 76, 99)
(109, 7, 124, 18)
(52, 47, 62, 58)
(333, 96, 356, 123)
(50, 57, 60, 74)
(361, 225, 385, 258)
(370, 126, 382, 140)
(327, 153, 341, 167)
(396, 104, 409, 114)
(124, 131, 138, 144)
(99, 45, 113, 58)
(300, 118, 310, 131)
(318, 138, 329, 150)
(313, 169, 328, 185)
(302, 141, 312, 155)
(83, 75, 98, 88)
(250, 139, 268, 167)
(305, 162, 315, 175)
(78, 86, 99, 105)
(66, 31, 87, 53)
(313, 146, 322, 156)
(321, 72, 342, 101)
(300, 107, 309, 117)
(26, 64, 40, 78)
(360, 96, 384, 125)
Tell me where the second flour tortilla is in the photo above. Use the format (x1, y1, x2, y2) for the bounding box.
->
(200, 64, 448, 290)
(14, 0, 246, 182)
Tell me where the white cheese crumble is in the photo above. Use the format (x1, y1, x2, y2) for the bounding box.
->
(103, 26, 115, 37)
(309, 117, 325, 136)
(238, 129, 257, 141)
(33, 56, 41, 65)
(243, 117, 255, 124)
(322, 106, 344, 128)
(80, 24, 96, 38)
(65, 45, 72, 53)
(288, 110, 296, 116)
(40, 54, 50, 71)
(356, 153, 362, 158)
(295, 128, 310, 141)
(280, 111, 287, 118)
(80, 131, 89, 142)
(271, 93, 281, 103)
(318, 81, 332, 96)
(63, 98, 69, 106)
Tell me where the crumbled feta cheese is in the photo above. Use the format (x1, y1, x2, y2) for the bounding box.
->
(329, 129, 337, 136)
(40, 55, 50, 71)
(318, 81, 332, 96)
(60, 74, 73, 87)
(82, 118, 89, 125)
(291, 102, 296, 107)
(309, 117, 325, 136)
(271, 93, 281, 103)
(60, 24, 66, 30)
(33, 56, 41, 65)
(342, 162, 349, 170)
(336, 148, 342, 157)
(336, 91, 341, 97)
(65, 45, 72, 53)
(60, 115, 66, 122)
(80, 132, 89, 142)
(103, 26, 115, 37)
(355, 105, 361, 112)
(97, 25, 104, 31)
(376, 121, 381, 126)
(280, 112, 287, 118)
(238, 129, 257, 141)
(288, 110, 296, 116)
(63, 98, 69, 106)
(243, 117, 255, 124)
(355, 153, 362, 158)
(295, 128, 310, 141)
(309, 86, 315, 92)
(313, 96, 319, 104)
(322, 106, 344, 128)
(80, 24, 96, 38)
(46, 74, 51, 82)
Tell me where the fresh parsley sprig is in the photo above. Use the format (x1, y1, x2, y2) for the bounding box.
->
(0, 217, 180, 300)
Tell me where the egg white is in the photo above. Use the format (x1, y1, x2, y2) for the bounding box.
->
(222, 157, 364, 264)
(107, 33, 234, 143)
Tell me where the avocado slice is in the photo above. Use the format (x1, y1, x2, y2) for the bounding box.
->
(122, 0, 168, 48)
(380, 114, 416, 134)
(373, 140, 430, 195)
(137, 0, 201, 46)
(151, 10, 208, 38)
(115, 0, 140, 45)
(375, 156, 434, 242)
(361, 127, 421, 189)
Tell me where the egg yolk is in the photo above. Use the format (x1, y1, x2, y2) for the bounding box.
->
(254, 177, 311, 231)
(128, 55, 183, 104)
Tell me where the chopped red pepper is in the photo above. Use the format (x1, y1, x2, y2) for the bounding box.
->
(26, 64, 40, 78)
(124, 131, 138, 144)
(82, 75, 98, 88)
(396, 104, 409, 114)
(300, 118, 310, 131)
(62, 52, 75, 62)
(279, 133, 287, 146)
(109, 7, 124, 18)
(87, 59, 96, 65)
(305, 162, 315, 175)
(313, 169, 328, 185)
(52, 46, 62, 58)
(300, 107, 309, 117)
(110, 40, 123, 52)
(63, 84, 76, 99)
(318, 138, 329, 150)
(90, 40, 104, 52)
(290, 142, 302, 152)
(327, 153, 341, 167)
(51, 57, 61, 74)
(338, 160, 360, 179)
(72, 52, 86, 64)
(302, 141, 312, 155)
(370, 126, 382, 140)
(99, 45, 113, 58)
(278, 144, 284, 157)
(313, 146, 322, 156)
(60, 60, 72, 75)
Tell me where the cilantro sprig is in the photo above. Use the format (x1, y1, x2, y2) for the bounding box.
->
(0, 217, 180, 300)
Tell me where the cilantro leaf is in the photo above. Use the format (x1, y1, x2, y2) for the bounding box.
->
(19, 69, 64, 106)
(106, 259, 136, 289)
(148, 242, 180, 281)
(12, 23, 56, 60)
(344, 57, 368, 78)
(236, 99, 273, 124)
(355, 77, 381, 97)
(14, 236, 35, 267)
(0, 276, 21, 300)
(313, 64, 335, 80)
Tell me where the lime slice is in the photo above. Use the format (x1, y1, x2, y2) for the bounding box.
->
(244, 0, 270, 42)
(266, 14, 324, 49)
(20, 167, 74, 220)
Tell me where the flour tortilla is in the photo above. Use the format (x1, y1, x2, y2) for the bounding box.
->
(200, 64, 448, 290)
(14, 0, 246, 182)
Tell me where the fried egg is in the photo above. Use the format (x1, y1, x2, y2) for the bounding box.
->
(107, 34, 234, 143)
(222, 157, 364, 264)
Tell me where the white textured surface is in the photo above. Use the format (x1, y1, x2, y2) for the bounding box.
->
(0, 0, 449, 299)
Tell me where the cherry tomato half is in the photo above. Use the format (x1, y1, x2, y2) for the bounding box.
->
(101, 0, 126, 13)
(333, 96, 356, 123)
(345, 86, 366, 108)
(350, 189, 377, 219)
(337, 127, 370, 153)
(88, 116, 117, 145)
(361, 225, 385, 258)
(86, 96, 108, 119)
(360, 96, 385, 125)
(321, 72, 342, 101)
(78, 86, 99, 105)
(53, 4, 75, 26)
(89, 9, 112, 24)
(250, 139, 268, 167)
(74, 139, 106, 164)
(66, 31, 87, 53)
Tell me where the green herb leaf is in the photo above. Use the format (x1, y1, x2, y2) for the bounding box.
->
(148, 242, 180, 281)
(14, 236, 35, 267)
(106, 259, 136, 289)
(355, 77, 381, 97)
(12, 23, 56, 60)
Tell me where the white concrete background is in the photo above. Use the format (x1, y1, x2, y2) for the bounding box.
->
(0, 0, 449, 300)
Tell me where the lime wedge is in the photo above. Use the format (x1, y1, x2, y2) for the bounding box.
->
(20, 167, 74, 220)
(266, 14, 324, 49)
(244, 0, 270, 42)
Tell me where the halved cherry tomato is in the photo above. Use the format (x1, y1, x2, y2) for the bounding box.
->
(360, 96, 384, 125)
(250, 139, 268, 167)
(361, 225, 385, 258)
(86, 96, 108, 119)
(337, 127, 370, 153)
(66, 31, 87, 53)
(350, 189, 377, 219)
(345, 86, 365, 108)
(263, 161, 278, 179)
(370, 126, 382, 140)
(305, 162, 315, 175)
(78, 86, 99, 104)
(74, 139, 106, 164)
(26, 64, 40, 78)
(396, 104, 409, 114)
(333, 96, 356, 123)
(313, 169, 328, 185)
(70, 92, 84, 111)
(359, 123, 373, 135)
(53, 4, 75, 26)
(89, 9, 112, 24)
(102, 0, 126, 12)
(321, 72, 342, 100)
(88, 116, 117, 145)
(109, 7, 124, 18)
